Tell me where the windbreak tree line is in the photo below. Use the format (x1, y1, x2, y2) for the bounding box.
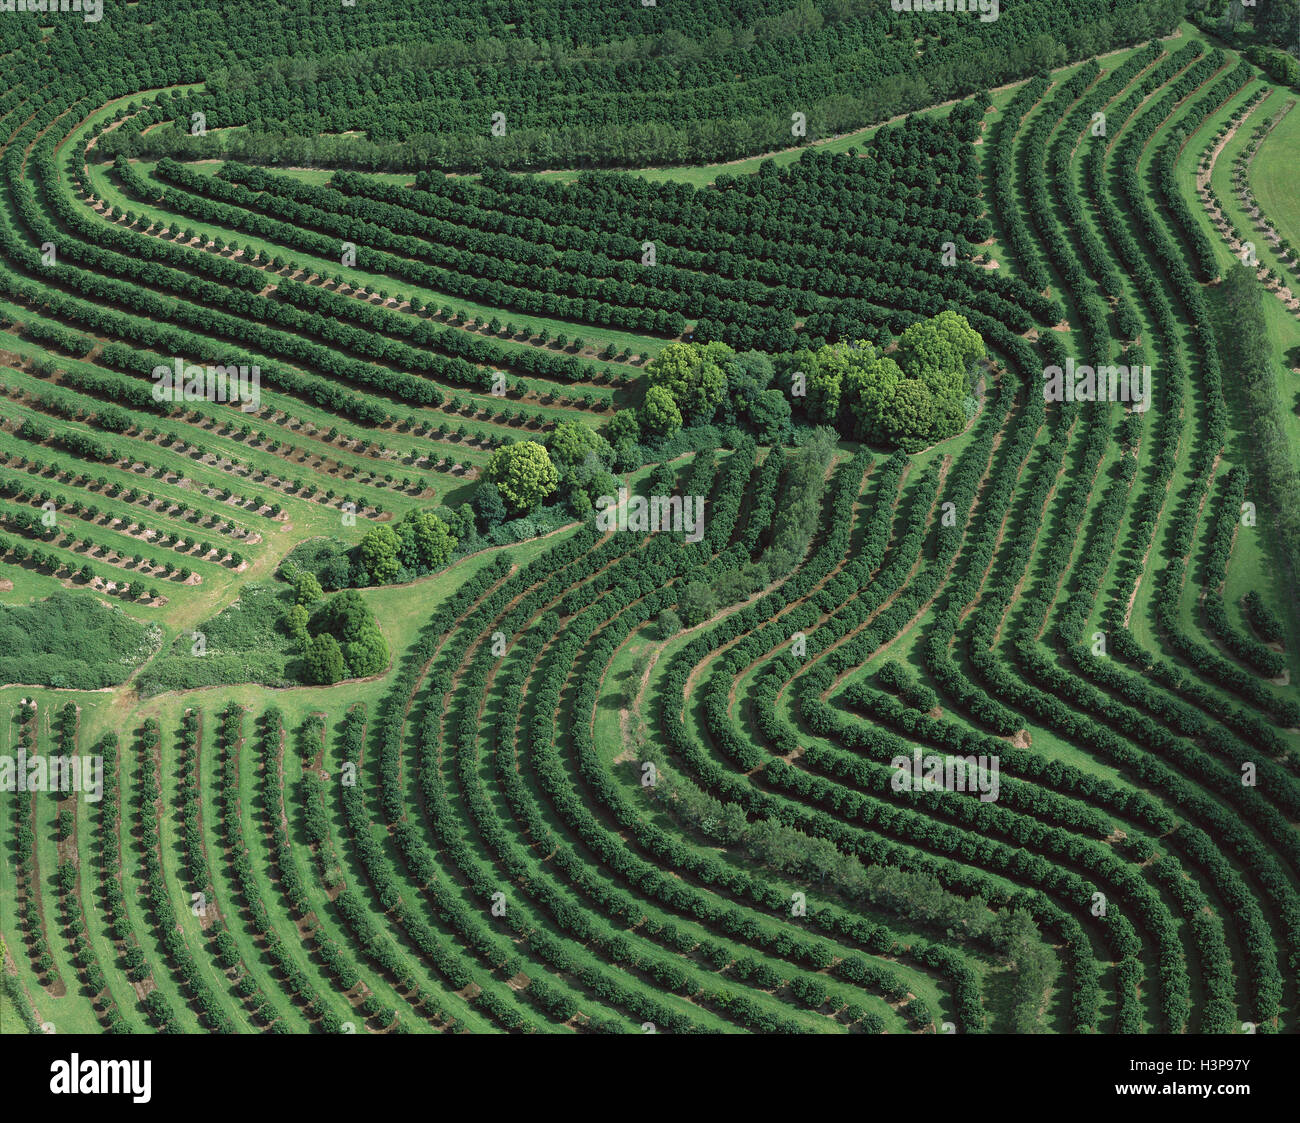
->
(94, 0, 1187, 170)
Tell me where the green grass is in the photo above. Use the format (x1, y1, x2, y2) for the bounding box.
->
(1252, 98, 1300, 255)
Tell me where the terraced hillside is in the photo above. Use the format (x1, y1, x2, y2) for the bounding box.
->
(2, 2, 1298, 1039)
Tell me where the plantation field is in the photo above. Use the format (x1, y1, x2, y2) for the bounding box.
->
(1, 1, 1298, 1046)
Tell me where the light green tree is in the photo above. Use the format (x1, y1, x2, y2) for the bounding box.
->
(842, 349, 905, 444)
(606, 408, 641, 448)
(294, 571, 324, 606)
(644, 340, 733, 421)
(790, 345, 849, 424)
(548, 420, 610, 470)
(396, 510, 456, 572)
(284, 603, 310, 642)
(485, 440, 559, 513)
(358, 523, 401, 584)
(639, 384, 683, 438)
(895, 310, 984, 398)
(344, 623, 389, 678)
(303, 633, 346, 685)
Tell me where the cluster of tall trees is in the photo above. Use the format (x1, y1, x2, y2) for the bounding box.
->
(355, 509, 460, 584)
(543, 420, 620, 518)
(631, 311, 984, 451)
(286, 580, 390, 684)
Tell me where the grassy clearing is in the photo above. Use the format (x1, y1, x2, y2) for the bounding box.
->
(1252, 98, 1300, 253)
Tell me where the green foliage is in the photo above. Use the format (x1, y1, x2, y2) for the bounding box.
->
(645, 341, 733, 423)
(137, 574, 388, 692)
(761, 427, 837, 578)
(639, 384, 683, 438)
(485, 440, 559, 513)
(544, 421, 617, 514)
(359, 523, 401, 584)
(715, 349, 792, 440)
(294, 571, 324, 606)
(137, 582, 296, 696)
(1244, 590, 1284, 645)
(284, 603, 310, 640)
(394, 509, 457, 575)
(17, 417, 50, 443)
(793, 346, 845, 424)
(895, 309, 986, 380)
(303, 632, 346, 685)
(656, 608, 683, 640)
(9, 3, 1296, 1043)
(343, 626, 389, 678)
(640, 313, 981, 450)
(1245, 44, 1300, 88)
(789, 311, 985, 449)
(0, 593, 156, 689)
(547, 420, 610, 470)
(473, 481, 509, 529)
(606, 408, 642, 449)
(281, 537, 357, 591)
(676, 581, 720, 626)
(309, 589, 389, 679)
(1218, 265, 1300, 579)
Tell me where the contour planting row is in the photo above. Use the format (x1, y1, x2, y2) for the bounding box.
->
(445, 460, 933, 1029)
(369, 454, 956, 1024)
(897, 50, 1285, 1031)
(899, 50, 1284, 1024)
(113, 157, 632, 389)
(699, 417, 1155, 1030)
(90, 158, 630, 414)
